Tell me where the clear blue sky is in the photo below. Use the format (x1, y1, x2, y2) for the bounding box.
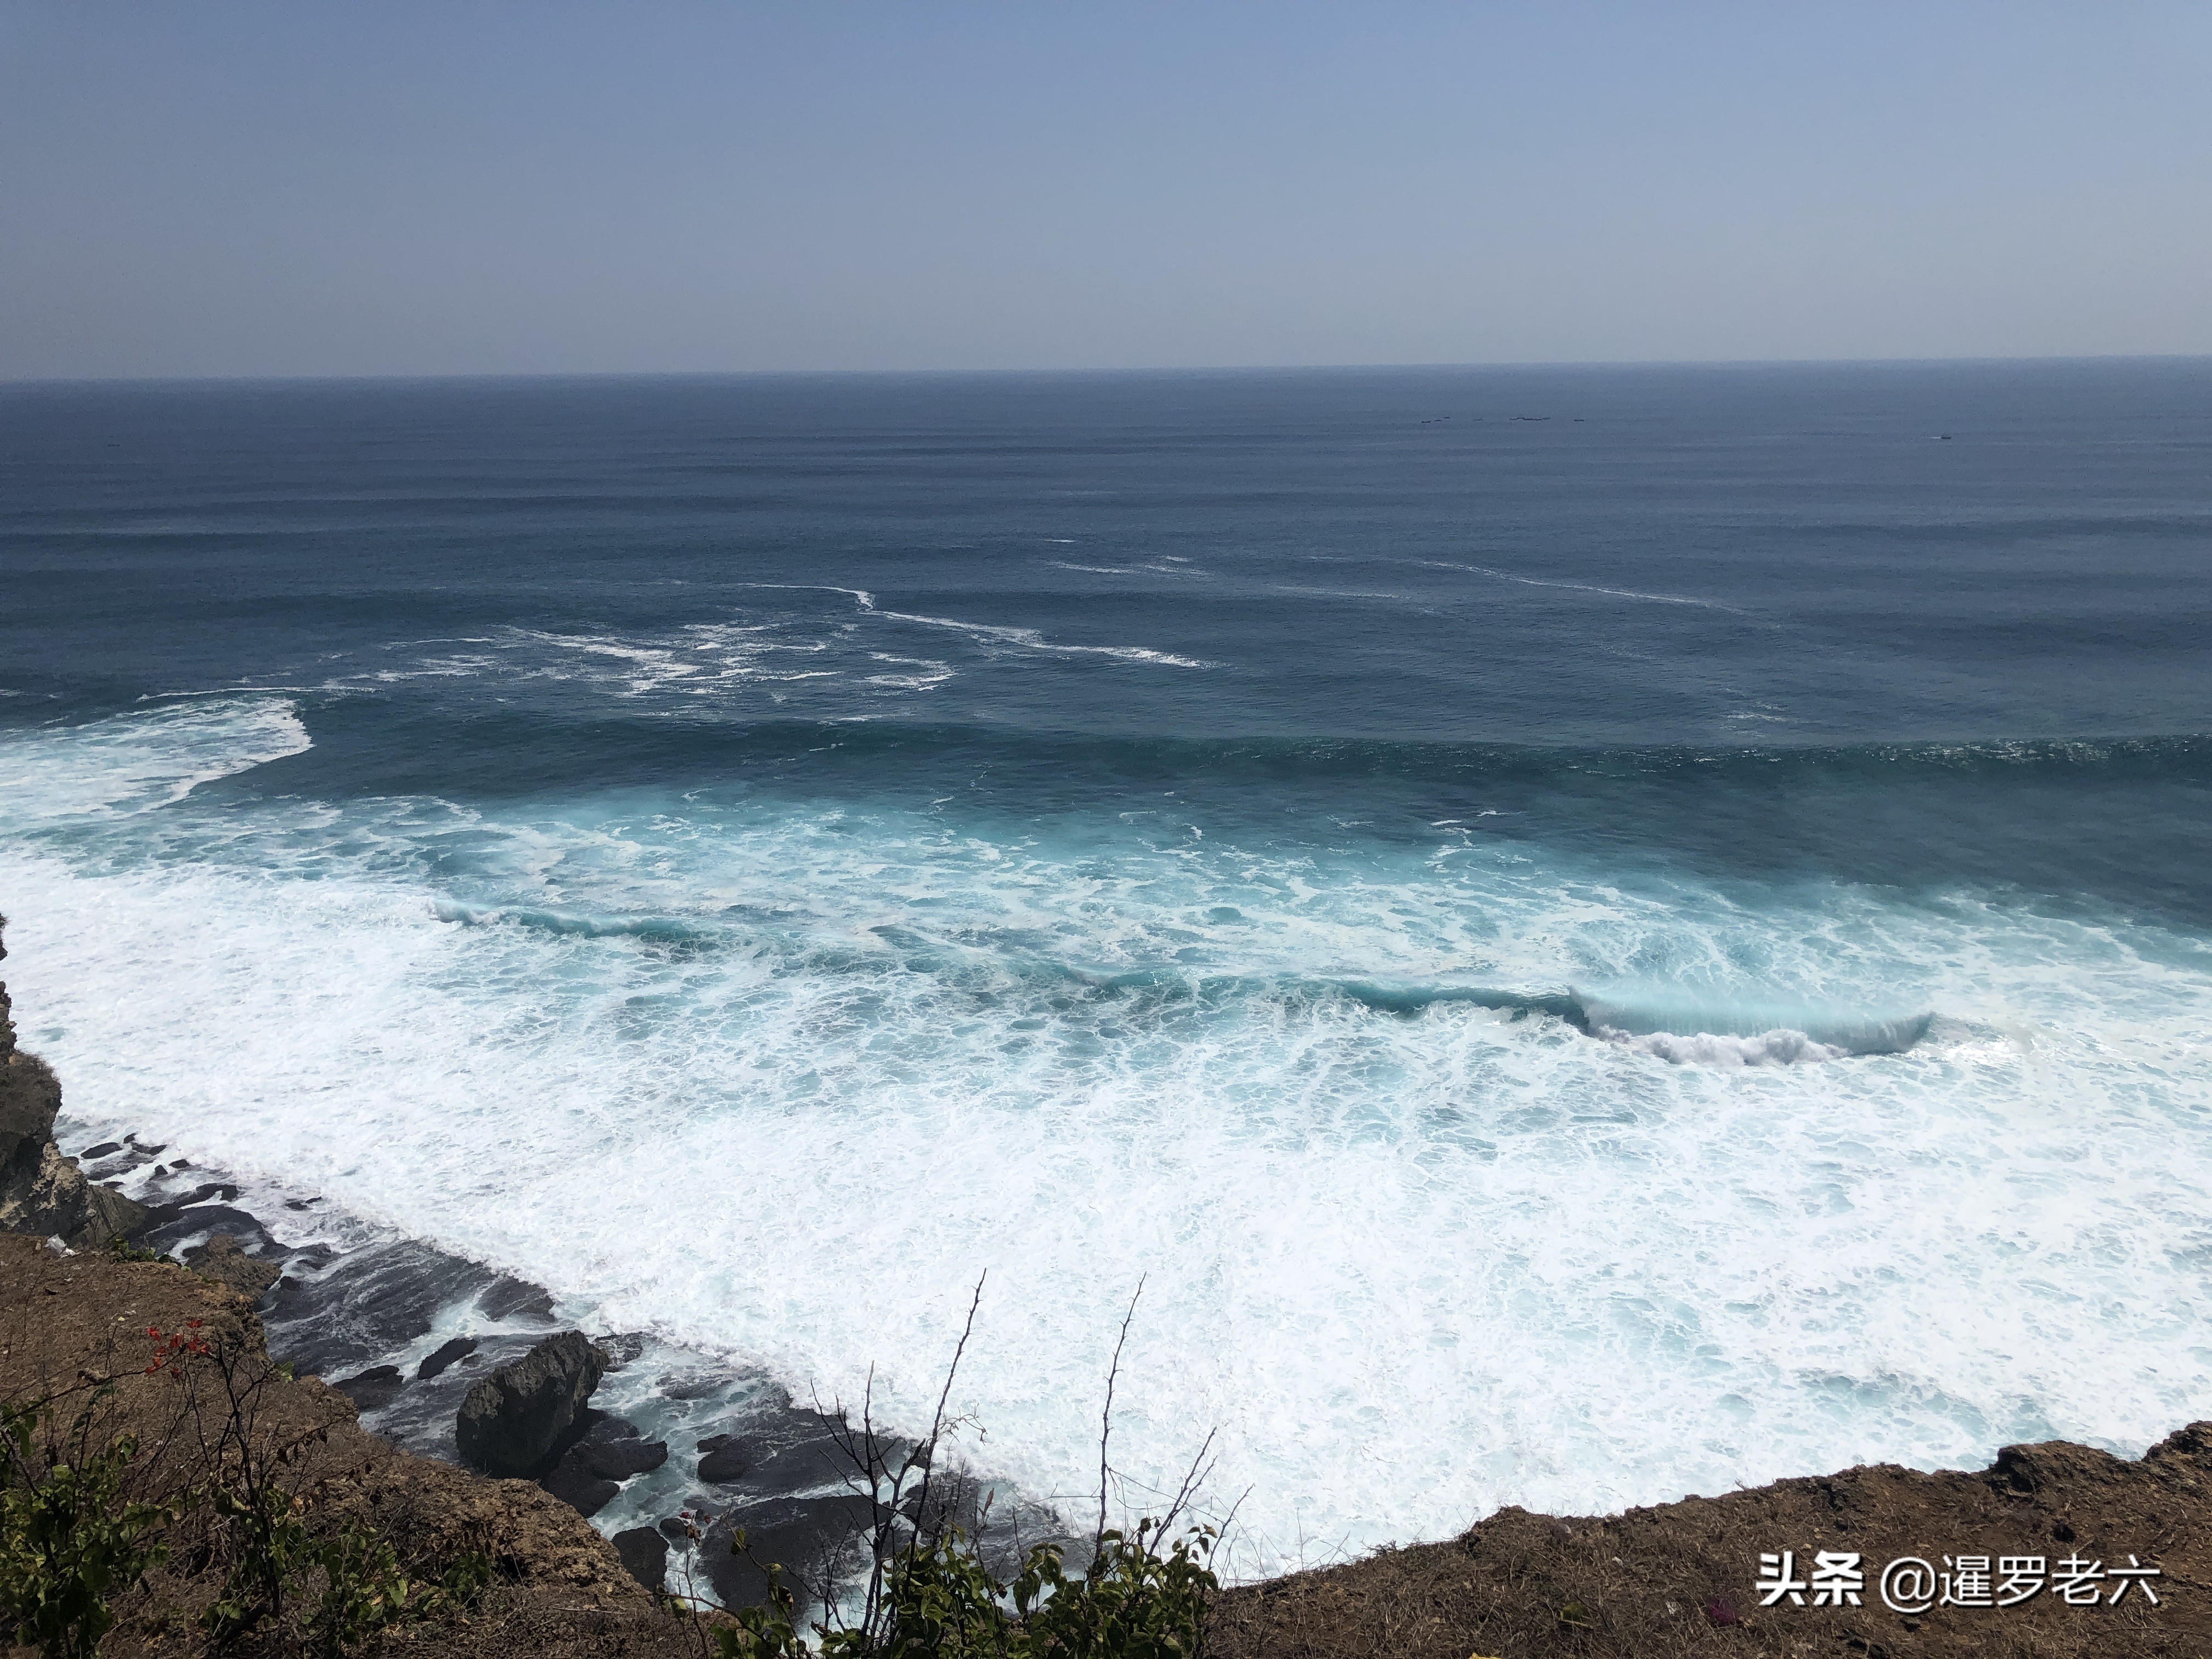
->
(4, 2, 2208, 377)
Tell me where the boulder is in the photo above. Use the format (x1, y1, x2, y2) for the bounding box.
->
(540, 1413, 668, 1517)
(455, 1330, 608, 1476)
(185, 1233, 282, 1302)
(702, 1494, 877, 1611)
(612, 1526, 669, 1593)
(697, 1432, 750, 1483)
(335, 1365, 407, 1412)
(541, 1459, 619, 1518)
(418, 1335, 479, 1379)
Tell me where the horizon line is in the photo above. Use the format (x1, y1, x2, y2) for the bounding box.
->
(7, 351, 2211, 390)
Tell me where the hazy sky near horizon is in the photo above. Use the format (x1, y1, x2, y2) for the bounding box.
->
(4, 3, 2210, 379)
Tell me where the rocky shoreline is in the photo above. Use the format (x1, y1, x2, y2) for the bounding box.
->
(8, 916, 2210, 1656)
(3, 916, 976, 1621)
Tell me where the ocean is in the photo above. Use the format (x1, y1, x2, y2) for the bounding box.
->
(3, 360, 2208, 1574)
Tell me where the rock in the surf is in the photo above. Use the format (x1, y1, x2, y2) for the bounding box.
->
(334, 1364, 407, 1412)
(697, 1431, 750, 1483)
(540, 1413, 668, 1516)
(456, 1329, 608, 1476)
(418, 1335, 479, 1379)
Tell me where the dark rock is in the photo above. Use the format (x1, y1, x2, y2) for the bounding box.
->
(335, 1365, 406, 1412)
(541, 1463, 619, 1517)
(418, 1336, 479, 1380)
(261, 1237, 486, 1378)
(702, 1430, 847, 1498)
(658, 1515, 694, 1542)
(657, 1371, 734, 1401)
(284, 1197, 320, 1210)
(140, 1204, 267, 1254)
(81, 1141, 123, 1160)
(478, 1275, 556, 1323)
(0, 1048, 149, 1249)
(596, 1331, 646, 1369)
(535, 1414, 666, 1516)
(185, 1234, 282, 1301)
(574, 1418, 669, 1481)
(584, 1433, 659, 1486)
(455, 1330, 607, 1477)
(702, 1496, 876, 1611)
(698, 1434, 750, 1484)
(612, 1526, 668, 1593)
(88, 1147, 155, 1177)
(172, 1158, 191, 1169)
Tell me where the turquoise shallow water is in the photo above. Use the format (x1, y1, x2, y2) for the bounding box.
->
(2, 362, 2209, 1571)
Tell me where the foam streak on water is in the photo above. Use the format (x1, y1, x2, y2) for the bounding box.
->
(4, 696, 2209, 1576)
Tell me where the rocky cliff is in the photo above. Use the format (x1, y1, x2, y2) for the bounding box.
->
(0, 915, 147, 1248)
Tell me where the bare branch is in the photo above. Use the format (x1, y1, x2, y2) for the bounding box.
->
(1096, 1274, 1144, 1562)
(1156, 1423, 1221, 1536)
(910, 1271, 987, 1559)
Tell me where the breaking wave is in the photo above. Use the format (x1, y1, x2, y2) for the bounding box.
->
(3, 695, 2208, 1579)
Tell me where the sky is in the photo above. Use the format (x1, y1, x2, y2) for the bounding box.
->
(3, 3, 2209, 379)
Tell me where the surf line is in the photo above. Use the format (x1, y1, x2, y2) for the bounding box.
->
(1418, 559, 1753, 615)
(735, 582, 1215, 669)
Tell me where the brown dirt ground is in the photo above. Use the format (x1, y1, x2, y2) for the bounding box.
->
(1, 1233, 712, 1658)
(1206, 1429, 2211, 1659)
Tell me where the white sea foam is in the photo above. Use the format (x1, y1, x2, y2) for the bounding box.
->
(285, 585, 1210, 711)
(1417, 558, 1753, 614)
(1597, 1024, 1846, 1065)
(864, 606, 1215, 669)
(0, 697, 311, 818)
(4, 697, 2210, 1579)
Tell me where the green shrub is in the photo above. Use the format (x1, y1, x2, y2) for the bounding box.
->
(1014, 1521, 1218, 1659)
(0, 1401, 172, 1659)
(201, 1477, 311, 1640)
(307, 1527, 414, 1657)
(711, 1550, 811, 1659)
(709, 1517, 1217, 1659)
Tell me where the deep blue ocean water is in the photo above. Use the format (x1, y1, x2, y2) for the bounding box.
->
(3, 362, 2209, 1569)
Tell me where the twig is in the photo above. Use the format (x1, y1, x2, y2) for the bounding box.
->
(909, 1272, 987, 1560)
(1156, 1424, 1220, 1536)
(1096, 1275, 1144, 1562)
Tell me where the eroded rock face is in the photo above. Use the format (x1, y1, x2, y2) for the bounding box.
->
(0, 924, 149, 1250)
(456, 1330, 610, 1477)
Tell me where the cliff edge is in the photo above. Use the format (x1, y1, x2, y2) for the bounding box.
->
(1, 1233, 702, 1657)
